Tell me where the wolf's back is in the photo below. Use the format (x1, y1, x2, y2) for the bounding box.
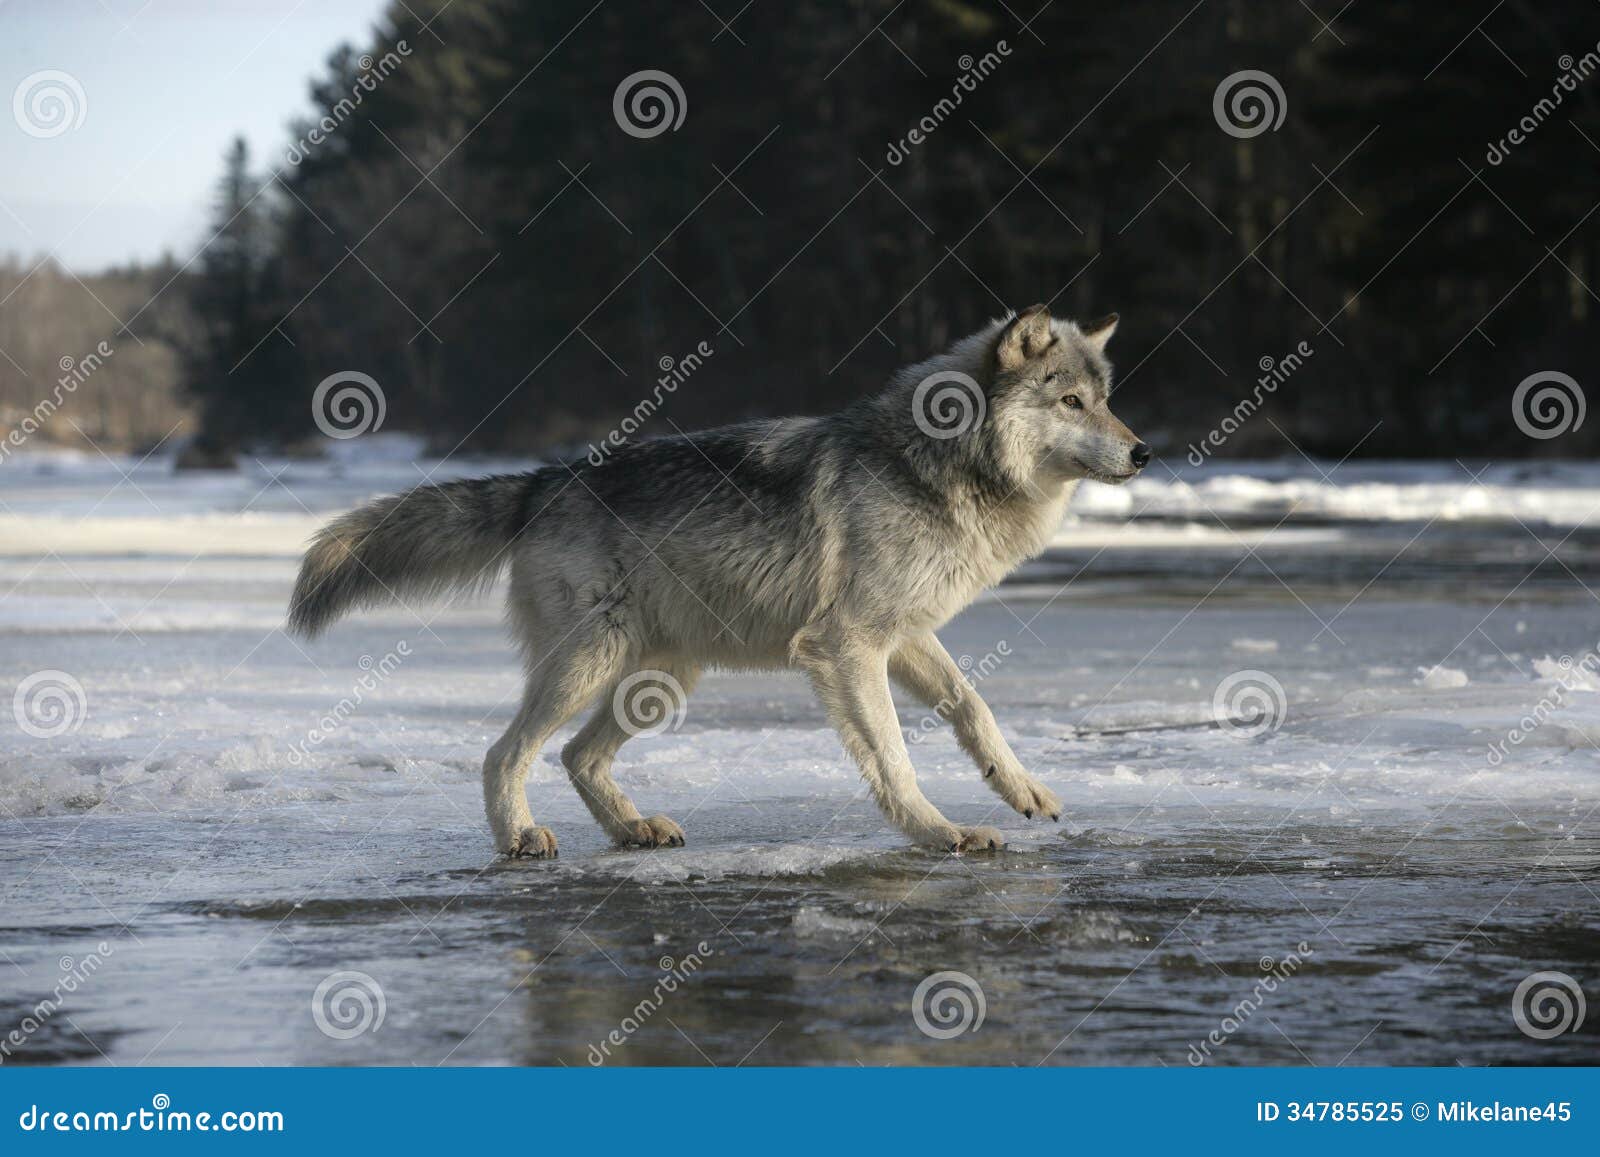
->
(287, 471, 545, 638)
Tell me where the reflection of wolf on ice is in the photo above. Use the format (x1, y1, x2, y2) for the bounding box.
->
(289, 306, 1149, 858)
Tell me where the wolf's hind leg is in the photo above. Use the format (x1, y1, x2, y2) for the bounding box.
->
(560, 662, 699, 848)
(484, 629, 630, 857)
(793, 626, 1002, 852)
(890, 632, 1060, 822)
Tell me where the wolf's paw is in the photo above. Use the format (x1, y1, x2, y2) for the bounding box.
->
(620, 815, 686, 849)
(505, 825, 559, 859)
(993, 772, 1061, 821)
(953, 824, 1006, 853)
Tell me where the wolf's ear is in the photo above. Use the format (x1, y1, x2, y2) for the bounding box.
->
(1079, 312, 1119, 353)
(997, 303, 1054, 370)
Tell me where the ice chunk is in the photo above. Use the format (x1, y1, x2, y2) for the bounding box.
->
(1531, 654, 1600, 692)
(1230, 638, 1280, 653)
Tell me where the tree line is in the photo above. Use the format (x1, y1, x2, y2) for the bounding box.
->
(9, 0, 1599, 461)
(0, 258, 194, 457)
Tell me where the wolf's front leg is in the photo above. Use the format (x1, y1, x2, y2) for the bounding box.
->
(793, 626, 1003, 852)
(890, 632, 1060, 822)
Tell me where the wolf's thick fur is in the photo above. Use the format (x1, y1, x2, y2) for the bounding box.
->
(289, 305, 1147, 856)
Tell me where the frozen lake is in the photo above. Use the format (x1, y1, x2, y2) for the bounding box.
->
(2, 446, 1597, 1066)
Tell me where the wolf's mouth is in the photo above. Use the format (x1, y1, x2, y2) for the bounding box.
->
(1074, 459, 1139, 485)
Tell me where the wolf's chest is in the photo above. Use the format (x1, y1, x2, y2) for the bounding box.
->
(913, 493, 1070, 622)
(965, 489, 1070, 573)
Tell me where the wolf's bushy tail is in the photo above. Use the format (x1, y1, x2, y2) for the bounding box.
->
(288, 471, 544, 638)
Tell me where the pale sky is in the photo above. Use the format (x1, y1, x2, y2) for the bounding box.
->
(0, 0, 390, 272)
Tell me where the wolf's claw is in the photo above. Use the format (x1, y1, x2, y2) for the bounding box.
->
(954, 825, 1006, 852)
(620, 814, 686, 849)
(506, 825, 559, 859)
(991, 771, 1061, 822)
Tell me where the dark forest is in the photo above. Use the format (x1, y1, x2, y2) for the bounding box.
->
(114, 1, 1600, 459)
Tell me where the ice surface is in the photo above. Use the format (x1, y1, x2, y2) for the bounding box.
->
(1069, 459, 1600, 528)
(2, 447, 1597, 1066)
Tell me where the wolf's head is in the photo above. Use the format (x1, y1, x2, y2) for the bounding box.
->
(887, 304, 1149, 498)
(983, 304, 1149, 486)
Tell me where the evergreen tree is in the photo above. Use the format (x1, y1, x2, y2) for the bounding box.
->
(182, 137, 295, 463)
(178, 0, 1600, 459)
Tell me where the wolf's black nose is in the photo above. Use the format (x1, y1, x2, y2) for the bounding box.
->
(1130, 442, 1151, 469)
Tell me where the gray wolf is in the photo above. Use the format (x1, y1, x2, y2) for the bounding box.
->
(288, 305, 1149, 857)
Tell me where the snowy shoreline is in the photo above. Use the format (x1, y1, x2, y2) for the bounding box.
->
(5, 449, 1600, 561)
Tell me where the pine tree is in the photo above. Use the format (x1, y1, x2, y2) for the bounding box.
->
(181, 137, 294, 465)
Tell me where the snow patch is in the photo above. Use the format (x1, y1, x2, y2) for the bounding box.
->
(1230, 637, 1280, 653)
(1415, 665, 1469, 690)
(1532, 655, 1600, 692)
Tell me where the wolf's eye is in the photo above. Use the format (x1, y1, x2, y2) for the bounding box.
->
(1061, 394, 1082, 410)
